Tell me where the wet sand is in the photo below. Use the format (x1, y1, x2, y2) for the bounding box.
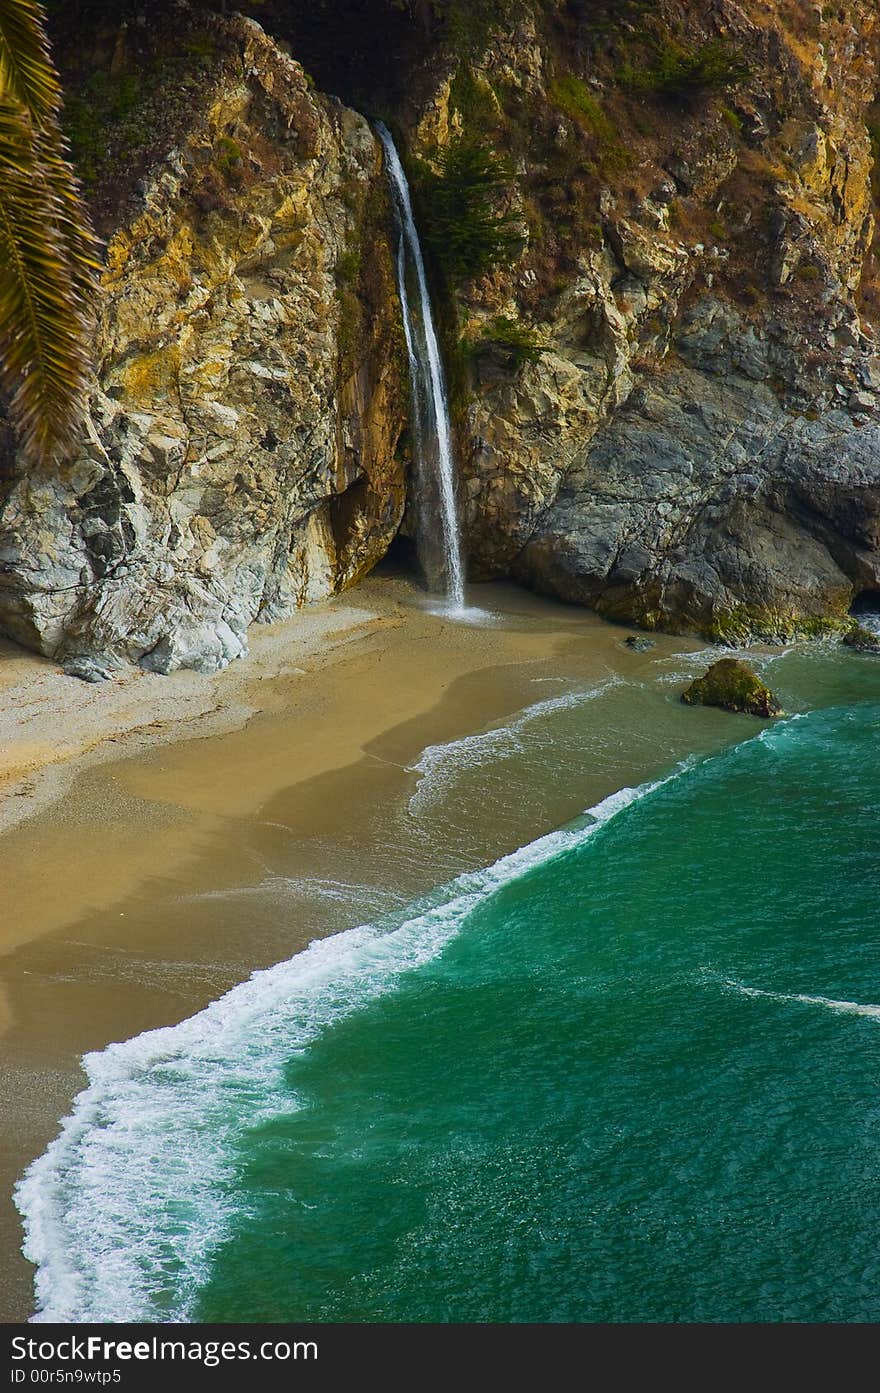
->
(1, 573, 734, 1321)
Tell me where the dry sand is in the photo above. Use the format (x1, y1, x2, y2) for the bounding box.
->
(0, 599, 394, 843)
(0, 575, 633, 956)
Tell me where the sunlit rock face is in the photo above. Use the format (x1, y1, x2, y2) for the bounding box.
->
(2, 0, 880, 664)
(0, 15, 407, 672)
(401, 0, 880, 641)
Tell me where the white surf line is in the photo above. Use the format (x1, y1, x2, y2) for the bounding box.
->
(16, 756, 687, 1325)
(26, 706, 822, 1325)
(405, 677, 623, 814)
(176, 875, 405, 908)
(715, 976, 880, 1022)
(654, 645, 794, 669)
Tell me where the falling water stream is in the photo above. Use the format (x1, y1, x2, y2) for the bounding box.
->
(376, 123, 466, 612)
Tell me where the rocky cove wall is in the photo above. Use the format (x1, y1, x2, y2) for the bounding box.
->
(405, 0, 880, 640)
(2, 1, 880, 672)
(0, 15, 408, 674)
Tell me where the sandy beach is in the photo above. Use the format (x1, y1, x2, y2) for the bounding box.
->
(0, 574, 633, 954)
(0, 571, 733, 1321)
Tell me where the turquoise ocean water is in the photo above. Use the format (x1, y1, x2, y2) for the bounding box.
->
(16, 637, 880, 1323)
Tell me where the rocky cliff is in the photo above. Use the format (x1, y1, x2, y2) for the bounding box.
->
(0, 10, 407, 673)
(400, 0, 880, 640)
(2, 0, 880, 669)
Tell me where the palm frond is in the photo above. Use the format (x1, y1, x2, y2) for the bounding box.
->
(0, 96, 95, 465)
(39, 120, 103, 307)
(0, 0, 100, 466)
(0, 0, 59, 122)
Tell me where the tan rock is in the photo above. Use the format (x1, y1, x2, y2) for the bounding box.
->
(0, 15, 407, 673)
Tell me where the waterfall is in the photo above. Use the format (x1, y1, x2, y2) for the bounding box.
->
(376, 123, 466, 612)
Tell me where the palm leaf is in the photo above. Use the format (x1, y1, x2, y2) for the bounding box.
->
(0, 1, 100, 465)
(38, 120, 102, 307)
(0, 96, 94, 464)
(0, 0, 59, 122)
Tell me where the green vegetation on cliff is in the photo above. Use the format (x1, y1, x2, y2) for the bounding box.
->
(415, 135, 523, 285)
(620, 38, 749, 99)
(474, 316, 546, 370)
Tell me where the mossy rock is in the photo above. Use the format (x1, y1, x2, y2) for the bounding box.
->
(843, 624, 880, 655)
(681, 658, 781, 717)
(703, 605, 852, 646)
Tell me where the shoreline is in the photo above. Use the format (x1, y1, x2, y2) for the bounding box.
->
(0, 597, 401, 845)
(1, 575, 744, 1321)
(0, 573, 647, 958)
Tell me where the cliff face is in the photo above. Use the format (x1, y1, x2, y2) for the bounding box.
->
(0, 13, 407, 673)
(1, 1, 879, 669)
(405, 0, 880, 639)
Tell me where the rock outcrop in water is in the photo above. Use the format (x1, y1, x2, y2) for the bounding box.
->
(0, 12, 407, 672)
(2, 1, 880, 668)
(681, 658, 781, 717)
(844, 623, 880, 654)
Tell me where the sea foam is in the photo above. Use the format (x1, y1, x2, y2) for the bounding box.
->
(407, 678, 621, 814)
(16, 760, 678, 1325)
(718, 977, 880, 1022)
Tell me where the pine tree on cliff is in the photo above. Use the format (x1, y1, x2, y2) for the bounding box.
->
(0, 0, 99, 465)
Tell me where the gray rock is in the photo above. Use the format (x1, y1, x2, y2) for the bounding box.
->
(514, 346, 880, 637)
(2, 7, 879, 665)
(63, 656, 113, 683)
(0, 16, 407, 675)
(449, 4, 880, 646)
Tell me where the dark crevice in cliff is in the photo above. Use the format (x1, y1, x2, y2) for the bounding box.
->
(374, 532, 424, 585)
(47, 2, 443, 128)
(221, 0, 436, 116)
(851, 588, 880, 615)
